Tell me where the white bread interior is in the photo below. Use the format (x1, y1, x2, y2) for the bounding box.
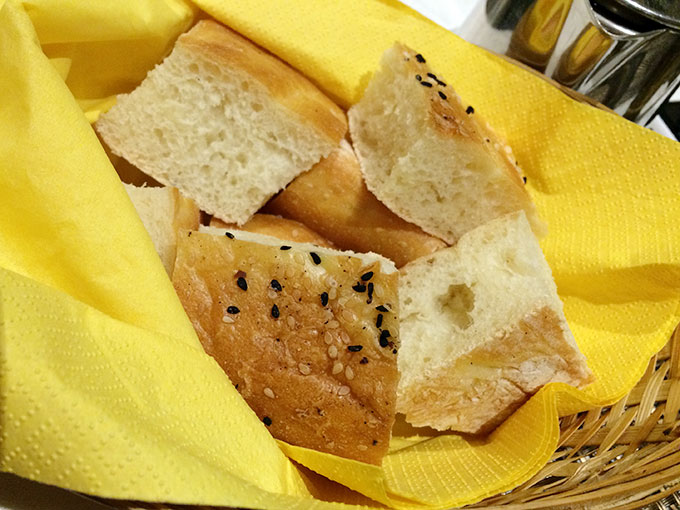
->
(124, 184, 200, 275)
(397, 212, 593, 434)
(97, 20, 347, 225)
(349, 44, 546, 244)
(173, 228, 399, 464)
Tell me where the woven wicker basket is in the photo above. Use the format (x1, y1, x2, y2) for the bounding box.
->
(96, 58, 679, 510)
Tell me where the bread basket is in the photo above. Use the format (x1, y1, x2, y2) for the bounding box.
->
(2, 1, 679, 509)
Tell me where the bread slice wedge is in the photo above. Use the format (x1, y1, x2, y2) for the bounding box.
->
(172, 228, 399, 465)
(124, 184, 200, 275)
(97, 20, 347, 225)
(348, 44, 546, 244)
(397, 212, 592, 434)
(265, 140, 446, 267)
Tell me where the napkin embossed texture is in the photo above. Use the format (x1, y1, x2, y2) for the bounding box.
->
(1, 0, 680, 508)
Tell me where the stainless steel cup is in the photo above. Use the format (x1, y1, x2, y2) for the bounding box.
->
(461, 0, 680, 124)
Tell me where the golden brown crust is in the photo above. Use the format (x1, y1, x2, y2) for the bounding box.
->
(179, 20, 347, 144)
(172, 231, 399, 464)
(398, 306, 594, 434)
(210, 213, 334, 248)
(265, 143, 447, 267)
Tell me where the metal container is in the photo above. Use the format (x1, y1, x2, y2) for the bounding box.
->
(461, 0, 680, 124)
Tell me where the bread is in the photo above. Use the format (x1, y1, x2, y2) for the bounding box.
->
(265, 141, 446, 267)
(172, 228, 400, 465)
(97, 19, 347, 225)
(348, 44, 547, 244)
(210, 213, 333, 248)
(124, 184, 200, 274)
(396, 212, 593, 434)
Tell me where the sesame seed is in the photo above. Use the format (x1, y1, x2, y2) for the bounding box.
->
(332, 362, 343, 375)
(287, 316, 296, 328)
(340, 331, 350, 344)
(293, 252, 305, 265)
(420, 81, 433, 88)
(225, 232, 234, 239)
(360, 357, 368, 364)
(357, 445, 368, 451)
(338, 386, 350, 396)
(466, 106, 475, 114)
(374, 284, 384, 298)
(280, 245, 291, 250)
(348, 345, 363, 352)
(376, 314, 383, 328)
(270, 279, 282, 291)
(360, 271, 374, 281)
(271, 304, 280, 319)
(352, 283, 366, 292)
(263, 416, 272, 426)
(438, 91, 447, 100)
(237, 277, 248, 291)
(267, 289, 278, 299)
(415, 74, 422, 81)
(327, 320, 340, 329)
(326, 276, 338, 287)
(329, 287, 337, 299)
(342, 309, 356, 322)
(345, 366, 355, 380)
(298, 363, 311, 375)
(264, 387, 275, 399)
(222, 315, 235, 324)
(379, 330, 391, 347)
(328, 345, 338, 358)
(320, 292, 329, 306)
(310, 252, 321, 265)
(324, 331, 334, 345)
(226, 306, 240, 314)
(415, 53, 426, 63)
(376, 305, 389, 313)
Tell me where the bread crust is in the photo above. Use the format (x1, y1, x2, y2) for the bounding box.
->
(180, 20, 347, 144)
(172, 231, 400, 464)
(265, 142, 447, 267)
(210, 213, 333, 248)
(398, 306, 594, 434)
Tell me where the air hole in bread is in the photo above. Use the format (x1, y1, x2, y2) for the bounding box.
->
(236, 153, 248, 166)
(438, 283, 475, 330)
(188, 63, 199, 73)
(251, 102, 263, 112)
(240, 81, 250, 91)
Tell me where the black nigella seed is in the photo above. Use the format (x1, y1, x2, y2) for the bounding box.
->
(366, 282, 374, 304)
(225, 231, 234, 239)
(376, 314, 383, 328)
(523, 176, 527, 184)
(226, 306, 240, 314)
(420, 81, 433, 88)
(415, 53, 426, 63)
(379, 330, 391, 347)
(263, 416, 272, 426)
(360, 271, 374, 281)
(376, 305, 389, 313)
(360, 357, 369, 364)
(352, 283, 367, 292)
(320, 292, 329, 307)
(372, 439, 378, 445)
(438, 91, 447, 100)
(348, 345, 363, 352)
(310, 252, 321, 265)
(466, 105, 475, 114)
(427, 72, 438, 81)
(415, 74, 422, 81)
(237, 277, 248, 291)
(280, 245, 291, 250)
(271, 304, 280, 319)
(270, 279, 282, 292)
(392, 348, 398, 354)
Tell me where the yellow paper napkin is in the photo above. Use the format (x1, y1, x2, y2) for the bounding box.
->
(1, 0, 679, 508)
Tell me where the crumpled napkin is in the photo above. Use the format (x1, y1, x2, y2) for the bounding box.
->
(1, 0, 679, 508)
